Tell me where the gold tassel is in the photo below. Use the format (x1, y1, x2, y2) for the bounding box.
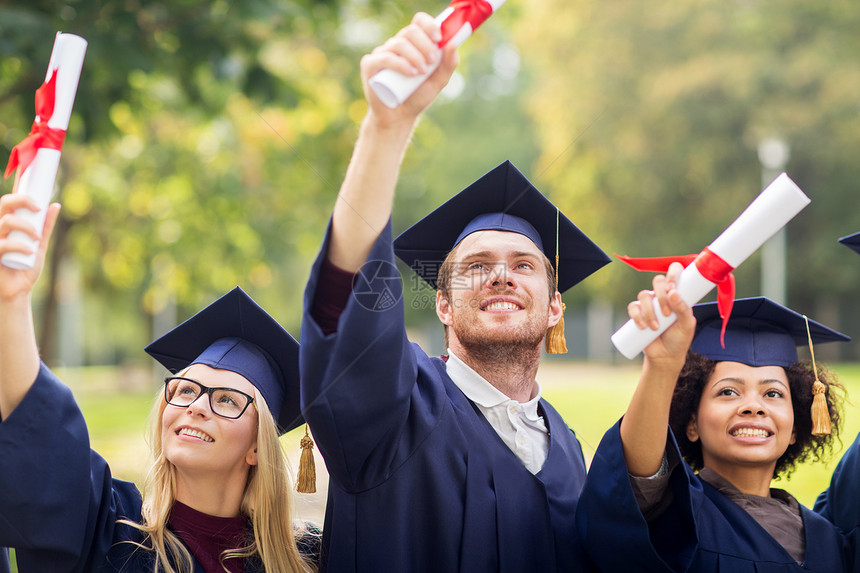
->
(297, 425, 317, 493)
(545, 303, 567, 354)
(811, 380, 831, 436)
(545, 208, 568, 354)
(804, 315, 831, 436)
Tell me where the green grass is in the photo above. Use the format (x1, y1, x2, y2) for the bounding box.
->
(8, 362, 860, 571)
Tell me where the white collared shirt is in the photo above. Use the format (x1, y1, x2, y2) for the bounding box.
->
(446, 349, 549, 474)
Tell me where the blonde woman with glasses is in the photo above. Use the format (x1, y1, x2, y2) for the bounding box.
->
(0, 196, 318, 572)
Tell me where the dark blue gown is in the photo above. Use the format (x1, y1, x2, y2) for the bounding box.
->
(0, 364, 317, 573)
(0, 365, 155, 572)
(576, 421, 848, 572)
(300, 222, 591, 572)
(814, 431, 860, 572)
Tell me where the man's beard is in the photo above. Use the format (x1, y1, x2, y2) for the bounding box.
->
(451, 305, 546, 365)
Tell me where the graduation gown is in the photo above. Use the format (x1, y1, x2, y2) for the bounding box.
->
(576, 421, 848, 572)
(0, 364, 315, 573)
(814, 431, 860, 572)
(300, 221, 591, 572)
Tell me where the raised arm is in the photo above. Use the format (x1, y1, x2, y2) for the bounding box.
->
(328, 12, 459, 272)
(619, 262, 696, 476)
(0, 194, 61, 419)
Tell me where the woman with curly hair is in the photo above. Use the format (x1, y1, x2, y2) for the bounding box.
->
(0, 197, 318, 572)
(576, 263, 850, 572)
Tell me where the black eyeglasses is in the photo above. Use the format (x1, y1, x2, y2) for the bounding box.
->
(164, 377, 256, 419)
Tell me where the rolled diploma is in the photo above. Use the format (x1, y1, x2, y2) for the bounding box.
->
(3, 32, 87, 270)
(611, 173, 811, 359)
(368, 0, 506, 109)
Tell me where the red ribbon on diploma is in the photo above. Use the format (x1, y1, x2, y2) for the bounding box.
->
(617, 248, 737, 347)
(439, 0, 494, 46)
(5, 69, 67, 179)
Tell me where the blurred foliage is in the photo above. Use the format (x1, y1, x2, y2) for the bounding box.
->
(0, 0, 539, 364)
(0, 0, 363, 362)
(518, 0, 860, 356)
(3, 0, 860, 363)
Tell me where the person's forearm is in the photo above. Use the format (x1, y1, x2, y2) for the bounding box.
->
(328, 112, 416, 272)
(0, 293, 40, 419)
(620, 358, 683, 476)
(620, 264, 694, 477)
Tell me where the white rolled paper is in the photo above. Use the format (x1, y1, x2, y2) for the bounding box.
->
(611, 173, 811, 359)
(3, 32, 87, 270)
(368, 0, 506, 109)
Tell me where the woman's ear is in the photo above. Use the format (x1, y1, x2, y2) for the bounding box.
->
(686, 416, 699, 442)
(246, 445, 259, 466)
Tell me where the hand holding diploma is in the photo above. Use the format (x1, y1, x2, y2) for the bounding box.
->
(3, 32, 86, 270)
(611, 173, 811, 359)
(369, 0, 505, 108)
(0, 195, 62, 300)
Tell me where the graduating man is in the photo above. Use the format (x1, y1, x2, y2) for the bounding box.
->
(300, 12, 610, 573)
(814, 230, 860, 572)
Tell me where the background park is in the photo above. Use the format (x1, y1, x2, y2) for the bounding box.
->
(3, 0, 860, 568)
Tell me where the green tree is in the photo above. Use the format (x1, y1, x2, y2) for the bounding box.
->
(1, 0, 362, 362)
(1, 0, 546, 364)
(519, 0, 860, 356)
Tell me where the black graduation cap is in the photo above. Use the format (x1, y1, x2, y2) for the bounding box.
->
(393, 160, 611, 292)
(838, 232, 860, 255)
(145, 287, 302, 434)
(691, 296, 849, 368)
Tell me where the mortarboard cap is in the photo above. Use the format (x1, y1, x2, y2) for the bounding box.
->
(393, 160, 611, 292)
(145, 287, 302, 434)
(838, 232, 860, 255)
(691, 296, 849, 368)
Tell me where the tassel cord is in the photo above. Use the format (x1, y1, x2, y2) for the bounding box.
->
(296, 425, 317, 493)
(803, 315, 831, 436)
(545, 208, 567, 354)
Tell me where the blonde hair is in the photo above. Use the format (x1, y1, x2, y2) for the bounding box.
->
(120, 373, 316, 572)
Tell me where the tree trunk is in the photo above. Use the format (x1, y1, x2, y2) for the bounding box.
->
(38, 213, 72, 366)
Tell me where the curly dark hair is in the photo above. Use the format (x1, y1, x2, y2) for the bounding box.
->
(668, 350, 844, 480)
